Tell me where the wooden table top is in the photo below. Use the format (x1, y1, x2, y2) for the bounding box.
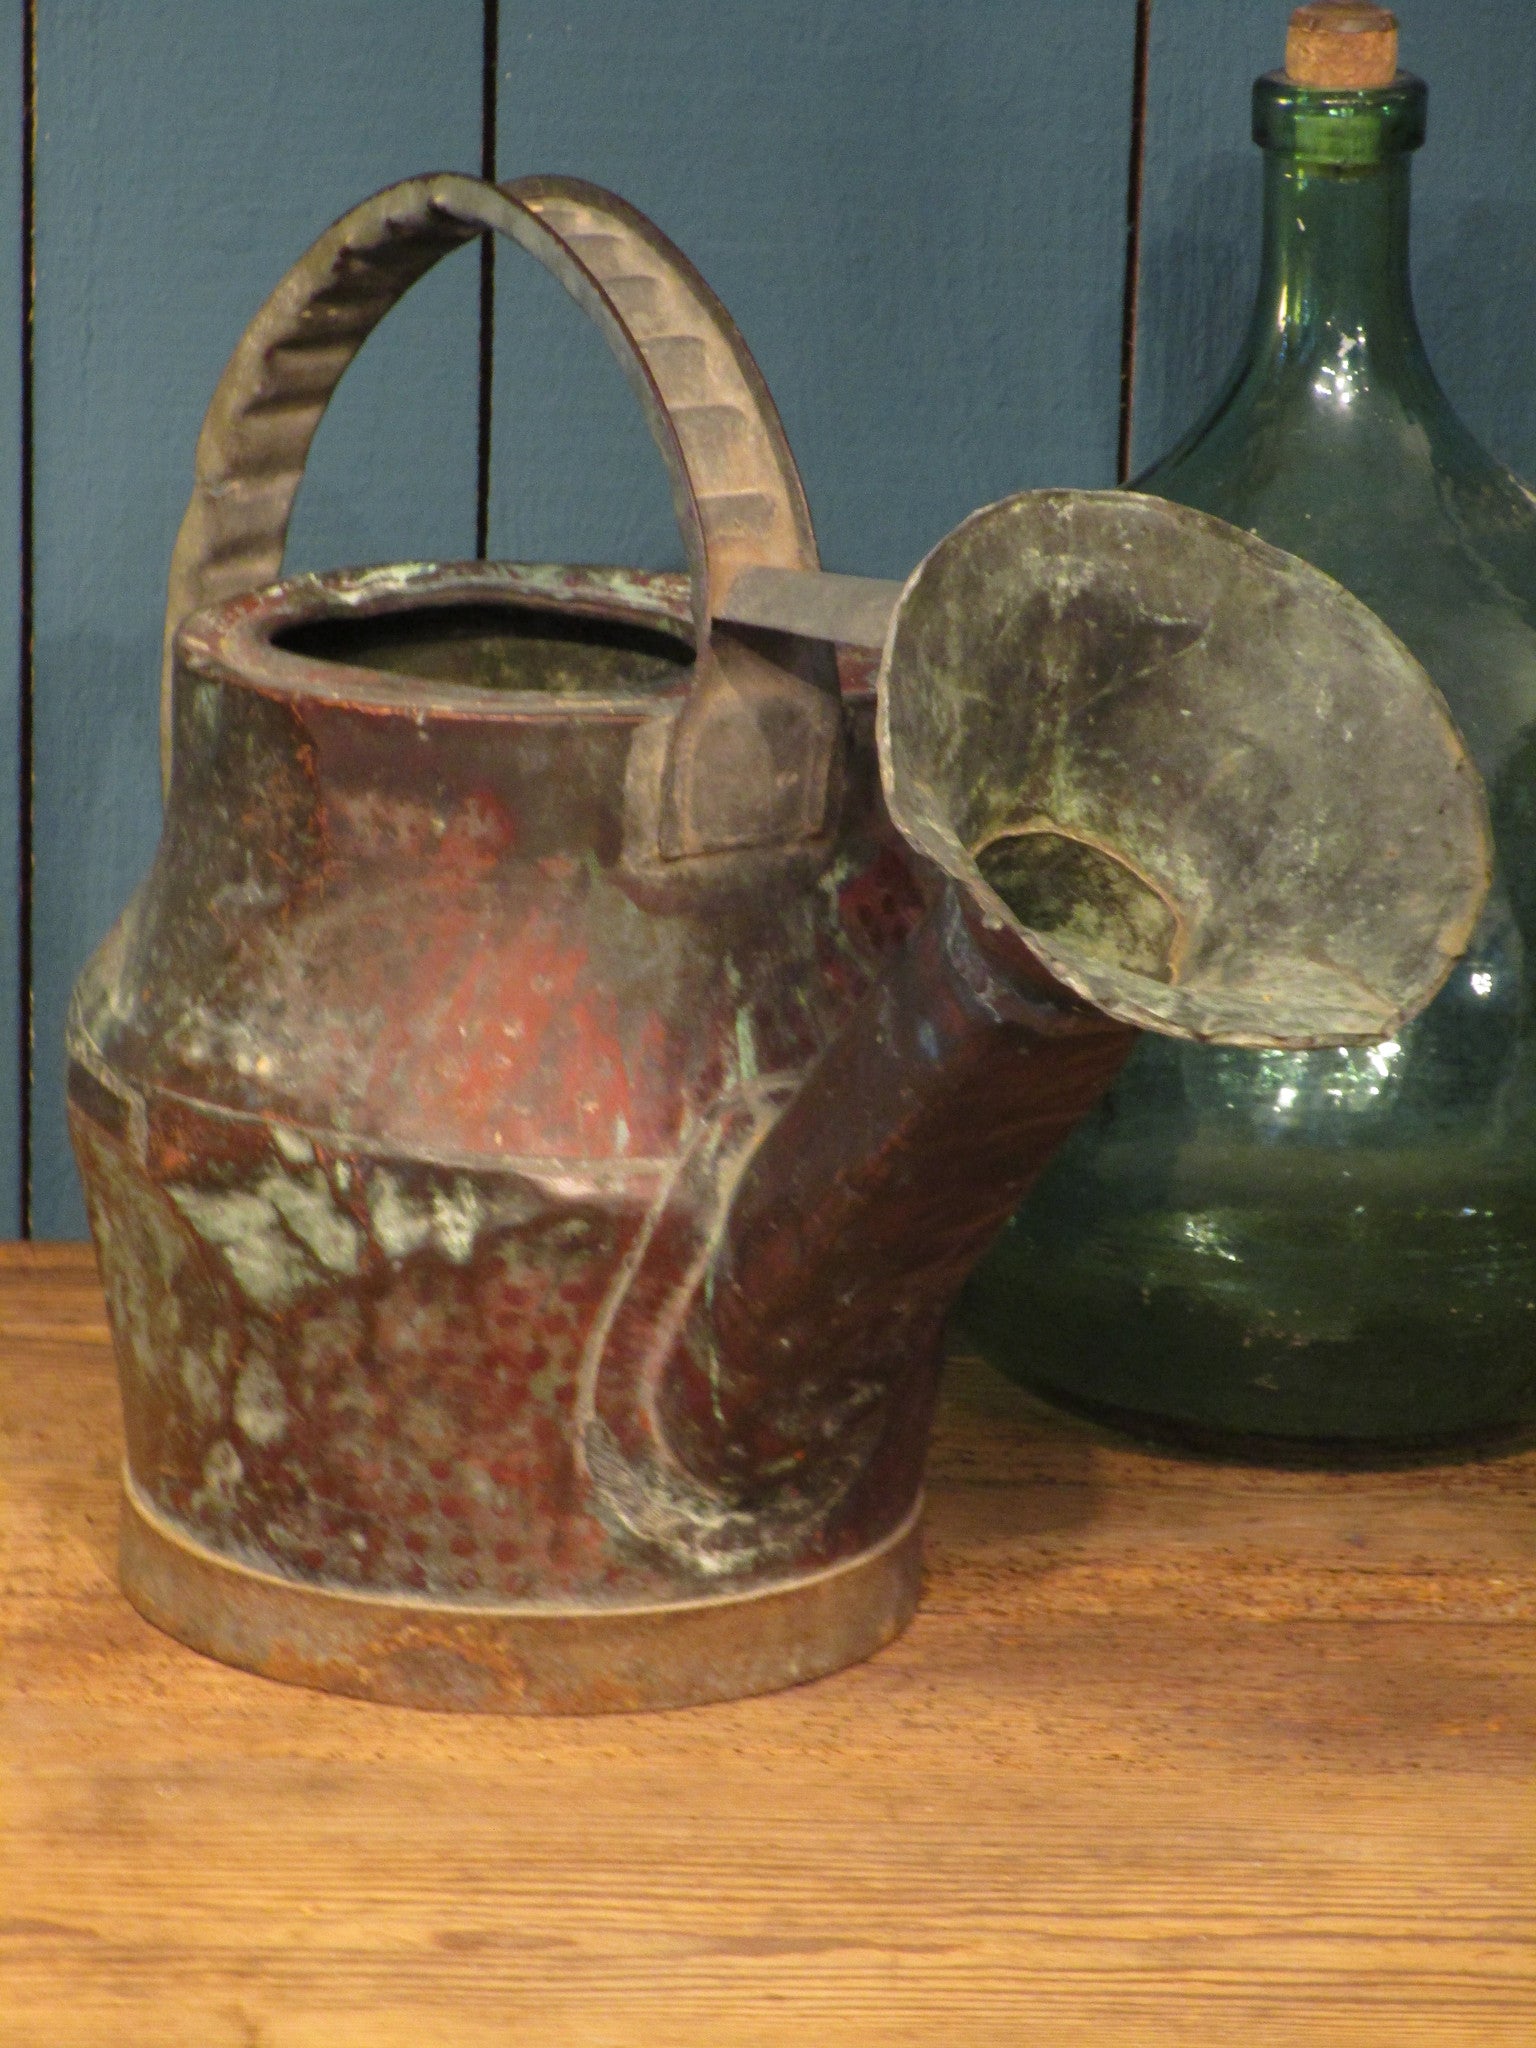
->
(2, 1241, 1532, 2045)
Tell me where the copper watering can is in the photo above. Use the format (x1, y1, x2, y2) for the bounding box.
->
(68, 174, 1489, 1713)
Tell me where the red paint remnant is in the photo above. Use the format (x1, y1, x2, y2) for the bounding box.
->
(437, 787, 518, 867)
(838, 840, 928, 957)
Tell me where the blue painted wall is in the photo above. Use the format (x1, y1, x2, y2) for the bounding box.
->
(29, 0, 484, 1235)
(487, 1, 1135, 578)
(8, 0, 1536, 1233)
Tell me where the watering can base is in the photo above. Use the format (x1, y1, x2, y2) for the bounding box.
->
(118, 1475, 924, 1714)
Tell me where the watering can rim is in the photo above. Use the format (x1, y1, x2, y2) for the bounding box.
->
(173, 557, 703, 729)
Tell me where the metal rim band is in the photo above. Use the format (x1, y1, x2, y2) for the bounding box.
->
(119, 1474, 924, 1716)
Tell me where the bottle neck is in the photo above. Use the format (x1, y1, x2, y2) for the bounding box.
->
(1239, 71, 1437, 406)
(1252, 152, 1433, 393)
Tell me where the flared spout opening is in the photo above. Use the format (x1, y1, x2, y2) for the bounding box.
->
(877, 489, 1491, 1048)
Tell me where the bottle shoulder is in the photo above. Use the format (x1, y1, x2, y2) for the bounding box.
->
(1137, 375, 1536, 770)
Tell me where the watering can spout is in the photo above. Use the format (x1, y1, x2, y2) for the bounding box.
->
(582, 490, 1491, 1569)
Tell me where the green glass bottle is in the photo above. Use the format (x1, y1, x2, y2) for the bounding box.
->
(962, 8, 1536, 1457)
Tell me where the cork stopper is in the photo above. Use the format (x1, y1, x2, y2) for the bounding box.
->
(1286, 2, 1398, 88)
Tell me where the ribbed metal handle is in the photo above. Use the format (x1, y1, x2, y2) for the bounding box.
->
(160, 171, 820, 788)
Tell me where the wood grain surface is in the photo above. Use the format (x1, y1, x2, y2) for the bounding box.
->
(2, 1243, 1532, 2046)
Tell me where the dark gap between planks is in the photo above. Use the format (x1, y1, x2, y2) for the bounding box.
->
(1117, 0, 1153, 484)
(475, 0, 500, 560)
(17, 0, 35, 1235)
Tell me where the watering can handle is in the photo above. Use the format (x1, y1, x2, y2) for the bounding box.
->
(160, 172, 820, 791)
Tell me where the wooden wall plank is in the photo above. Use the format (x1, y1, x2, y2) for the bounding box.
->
(1131, 0, 1536, 481)
(487, 0, 1139, 582)
(29, 0, 486, 1237)
(0, 1, 22, 1236)
(21, 1, 1536, 1242)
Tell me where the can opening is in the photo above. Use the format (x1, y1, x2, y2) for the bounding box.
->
(276, 599, 694, 698)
